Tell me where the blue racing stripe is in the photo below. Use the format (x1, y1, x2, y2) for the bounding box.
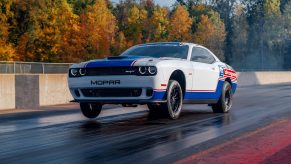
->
(85, 56, 145, 68)
(232, 83, 237, 94)
(151, 81, 237, 101)
(152, 91, 166, 100)
(184, 80, 224, 100)
(151, 81, 224, 101)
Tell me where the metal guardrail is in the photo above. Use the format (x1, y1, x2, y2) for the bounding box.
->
(0, 61, 290, 74)
(0, 61, 73, 74)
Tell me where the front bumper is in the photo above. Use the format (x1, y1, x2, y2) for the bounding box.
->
(72, 99, 167, 104)
(68, 75, 167, 104)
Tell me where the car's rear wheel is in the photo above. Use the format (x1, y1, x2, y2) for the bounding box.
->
(165, 80, 183, 119)
(80, 103, 102, 119)
(212, 81, 233, 113)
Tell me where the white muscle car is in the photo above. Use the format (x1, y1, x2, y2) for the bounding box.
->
(68, 42, 238, 119)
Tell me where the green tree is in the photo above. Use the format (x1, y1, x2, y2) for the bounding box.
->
(112, 0, 135, 33)
(67, 0, 96, 15)
(193, 12, 226, 60)
(243, 0, 284, 69)
(264, 0, 281, 15)
(126, 5, 147, 45)
(282, 1, 291, 69)
(262, 0, 285, 69)
(140, 0, 155, 16)
(231, 5, 249, 68)
(213, 0, 237, 64)
(149, 7, 169, 42)
(280, 0, 290, 11)
(112, 31, 128, 55)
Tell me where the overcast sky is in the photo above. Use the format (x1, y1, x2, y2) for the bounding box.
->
(111, 0, 176, 7)
(154, 0, 176, 6)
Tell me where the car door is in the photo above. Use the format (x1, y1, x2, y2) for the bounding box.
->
(190, 47, 219, 92)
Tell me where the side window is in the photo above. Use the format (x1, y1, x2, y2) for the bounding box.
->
(191, 47, 216, 64)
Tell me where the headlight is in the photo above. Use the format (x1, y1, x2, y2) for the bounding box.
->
(69, 68, 86, 77)
(70, 69, 79, 77)
(148, 66, 157, 75)
(137, 66, 157, 76)
(79, 68, 86, 76)
(139, 66, 147, 75)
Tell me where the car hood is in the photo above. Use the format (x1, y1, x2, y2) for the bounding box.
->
(71, 56, 184, 68)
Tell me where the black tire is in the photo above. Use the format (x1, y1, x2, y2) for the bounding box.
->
(80, 103, 102, 119)
(147, 103, 163, 113)
(147, 103, 165, 118)
(165, 80, 183, 119)
(212, 81, 233, 113)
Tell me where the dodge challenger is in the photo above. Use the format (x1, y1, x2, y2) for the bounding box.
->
(68, 42, 238, 119)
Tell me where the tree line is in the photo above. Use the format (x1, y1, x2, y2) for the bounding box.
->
(0, 0, 290, 70)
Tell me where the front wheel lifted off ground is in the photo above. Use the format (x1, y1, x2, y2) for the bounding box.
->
(80, 103, 102, 119)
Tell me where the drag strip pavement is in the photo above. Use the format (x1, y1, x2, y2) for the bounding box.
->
(0, 84, 291, 163)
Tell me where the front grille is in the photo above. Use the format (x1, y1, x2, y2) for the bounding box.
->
(85, 67, 138, 76)
(81, 88, 142, 97)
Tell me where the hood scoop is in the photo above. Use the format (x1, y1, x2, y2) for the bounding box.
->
(107, 56, 129, 60)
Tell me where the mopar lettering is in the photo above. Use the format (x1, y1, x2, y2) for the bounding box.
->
(91, 80, 121, 86)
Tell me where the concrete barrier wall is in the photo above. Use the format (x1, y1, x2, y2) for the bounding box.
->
(39, 74, 73, 106)
(0, 74, 73, 110)
(238, 72, 291, 87)
(0, 75, 15, 110)
(0, 72, 291, 110)
(15, 75, 40, 109)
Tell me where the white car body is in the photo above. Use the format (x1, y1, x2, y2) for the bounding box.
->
(68, 42, 237, 105)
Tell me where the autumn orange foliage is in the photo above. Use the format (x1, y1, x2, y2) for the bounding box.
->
(169, 5, 192, 42)
(0, 0, 228, 62)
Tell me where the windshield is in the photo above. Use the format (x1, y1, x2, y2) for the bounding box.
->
(121, 45, 189, 59)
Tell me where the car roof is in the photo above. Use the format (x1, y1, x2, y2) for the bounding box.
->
(127, 42, 221, 62)
(138, 42, 199, 47)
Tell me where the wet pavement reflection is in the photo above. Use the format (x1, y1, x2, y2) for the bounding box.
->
(0, 84, 291, 163)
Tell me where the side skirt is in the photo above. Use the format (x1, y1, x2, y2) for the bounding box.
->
(183, 99, 218, 104)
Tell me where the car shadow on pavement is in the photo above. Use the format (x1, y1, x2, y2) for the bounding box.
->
(78, 107, 231, 137)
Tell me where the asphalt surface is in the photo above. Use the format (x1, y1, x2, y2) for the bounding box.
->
(0, 84, 291, 163)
